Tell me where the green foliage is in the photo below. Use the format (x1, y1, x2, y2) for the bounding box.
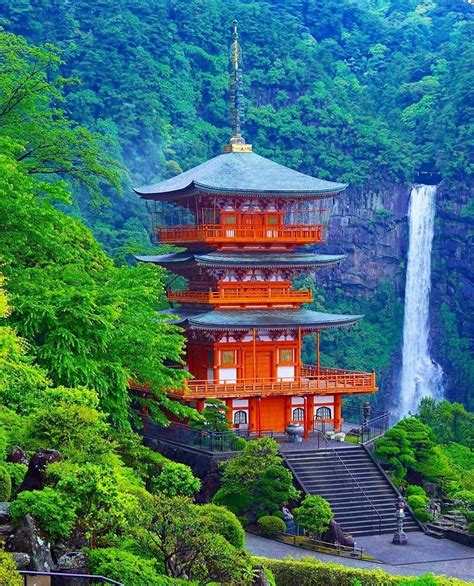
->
(87, 548, 182, 586)
(373, 425, 415, 485)
(406, 485, 428, 498)
(151, 461, 201, 497)
(10, 487, 76, 541)
(418, 399, 474, 448)
(4, 463, 27, 497)
(191, 398, 230, 432)
(0, 550, 22, 586)
(199, 503, 245, 548)
(0, 466, 12, 501)
(257, 557, 471, 586)
(257, 515, 286, 537)
(294, 495, 333, 537)
(131, 495, 253, 583)
(212, 485, 252, 516)
(215, 438, 294, 522)
(253, 465, 300, 518)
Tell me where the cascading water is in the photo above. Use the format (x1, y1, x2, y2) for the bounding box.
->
(398, 184, 444, 418)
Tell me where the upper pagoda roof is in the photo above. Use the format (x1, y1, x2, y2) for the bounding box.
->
(135, 152, 347, 200)
(135, 251, 346, 269)
(162, 308, 361, 332)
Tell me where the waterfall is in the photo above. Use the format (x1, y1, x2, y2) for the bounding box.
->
(398, 184, 444, 418)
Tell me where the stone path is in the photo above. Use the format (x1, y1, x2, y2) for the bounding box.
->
(245, 532, 474, 583)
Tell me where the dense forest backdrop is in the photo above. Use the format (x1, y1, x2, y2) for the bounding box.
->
(1, 0, 472, 410)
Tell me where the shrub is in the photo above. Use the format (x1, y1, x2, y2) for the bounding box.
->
(253, 465, 300, 517)
(257, 515, 286, 537)
(406, 485, 427, 498)
(199, 503, 245, 548)
(10, 487, 76, 542)
(255, 557, 471, 586)
(87, 547, 185, 585)
(294, 495, 333, 537)
(468, 522, 474, 534)
(0, 550, 22, 586)
(407, 495, 429, 511)
(152, 461, 201, 497)
(4, 463, 27, 496)
(453, 490, 474, 507)
(0, 425, 7, 461)
(213, 485, 252, 516)
(413, 508, 433, 523)
(0, 466, 12, 501)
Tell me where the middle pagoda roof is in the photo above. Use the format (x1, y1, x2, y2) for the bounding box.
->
(135, 251, 347, 269)
(135, 151, 347, 200)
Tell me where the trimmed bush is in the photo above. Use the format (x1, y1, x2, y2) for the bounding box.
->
(0, 466, 12, 501)
(152, 461, 201, 497)
(255, 557, 471, 586)
(199, 503, 245, 548)
(294, 495, 333, 537)
(406, 485, 427, 498)
(413, 508, 433, 523)
(0, 550, 22, 586)
(213, 485, 252, 516)
(407, 495, 429, 511)
(87, 547, 189, 585)
(10, 487, 76, 542)
(257, 515, 286, 537)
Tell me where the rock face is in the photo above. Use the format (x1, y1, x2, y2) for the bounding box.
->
(319, 182, 409, 296)
(6, 514, 55, 571)
(7, 446, 28, 466)
(321, 519, 355, 547)
(18, 449, 61, 493)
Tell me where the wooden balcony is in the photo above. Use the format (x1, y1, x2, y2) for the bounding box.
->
(167, 366, 377, 399)
(167, 287, 313, 307)
(156, 223, 325, 246)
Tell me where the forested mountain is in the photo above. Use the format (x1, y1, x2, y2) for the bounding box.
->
(2, 0, 471, 248)
(1, 0, 472, 409)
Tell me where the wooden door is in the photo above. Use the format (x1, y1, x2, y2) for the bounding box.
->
(244, 351, 272, 381)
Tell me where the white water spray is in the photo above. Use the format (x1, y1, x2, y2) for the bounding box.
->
(399, 184, 444, 418)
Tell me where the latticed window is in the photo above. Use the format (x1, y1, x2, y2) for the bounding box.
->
(221, 350, 236, 365)
(292, 407, 304, 421)
(315, 406, 331, 420)
(234, 410, 247, 424)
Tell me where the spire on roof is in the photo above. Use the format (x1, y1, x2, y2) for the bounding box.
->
(224, 20, 252, 153)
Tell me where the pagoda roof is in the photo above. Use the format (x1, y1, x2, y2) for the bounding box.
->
(135, 251, 346, 269)
(135, 151, 347, 199)
(162, 308, 362, 332)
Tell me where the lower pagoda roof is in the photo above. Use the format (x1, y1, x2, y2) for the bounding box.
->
(136, 251, 346, 269)
(162, 308, 362, 332)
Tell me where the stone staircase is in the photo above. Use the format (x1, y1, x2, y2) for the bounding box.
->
(283, 445, 421, 536)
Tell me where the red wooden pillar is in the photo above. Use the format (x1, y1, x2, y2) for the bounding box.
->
(197, 399, 205, 412)
(256, 396, 262, 437)
(306, 395, 314, 435)
(303, 395, 309, 439)
(225, 398, 233, 426)
(334, 394, 343, 431)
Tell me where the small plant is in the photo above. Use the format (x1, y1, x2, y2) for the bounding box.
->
(257, 515, 286, 537)
(0, 550, 22, 586)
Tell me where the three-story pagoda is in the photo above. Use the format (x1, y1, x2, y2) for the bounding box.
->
(135, 22, 377, 438)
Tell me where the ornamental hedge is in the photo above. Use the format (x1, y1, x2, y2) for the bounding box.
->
(254, 557, 472, 586)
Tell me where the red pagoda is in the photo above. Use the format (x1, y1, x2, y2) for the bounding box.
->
(135, 22, 377, 438)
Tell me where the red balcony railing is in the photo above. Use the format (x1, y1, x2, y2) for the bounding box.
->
(156, 223, 326, 245)
(167, 366, 377, 399)
(167, 288, 313, 306)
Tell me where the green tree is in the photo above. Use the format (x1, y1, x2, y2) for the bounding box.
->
(253, 465, 300, 518)
(151, 461, 201, 497)
(373, 426, 416, 485)
(294, 495, 333, 538)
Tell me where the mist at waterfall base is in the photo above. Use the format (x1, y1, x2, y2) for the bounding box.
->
(397, 184, 444, 419)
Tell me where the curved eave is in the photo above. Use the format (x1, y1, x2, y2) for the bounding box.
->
(134, 183, 346, 200)
(185, 310, 363, 332)
(134, 253, 194, 265)
(195, 253, 348, 269)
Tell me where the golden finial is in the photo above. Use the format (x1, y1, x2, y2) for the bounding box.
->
(224, 20, 252, 153)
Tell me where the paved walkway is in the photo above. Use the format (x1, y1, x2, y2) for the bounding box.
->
(246, 532, 474, 582)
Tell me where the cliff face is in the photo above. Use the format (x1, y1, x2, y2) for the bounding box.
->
(430, 181, 474, 408)
(319, 181, 409, 297)
(316, 180, 473, 410)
